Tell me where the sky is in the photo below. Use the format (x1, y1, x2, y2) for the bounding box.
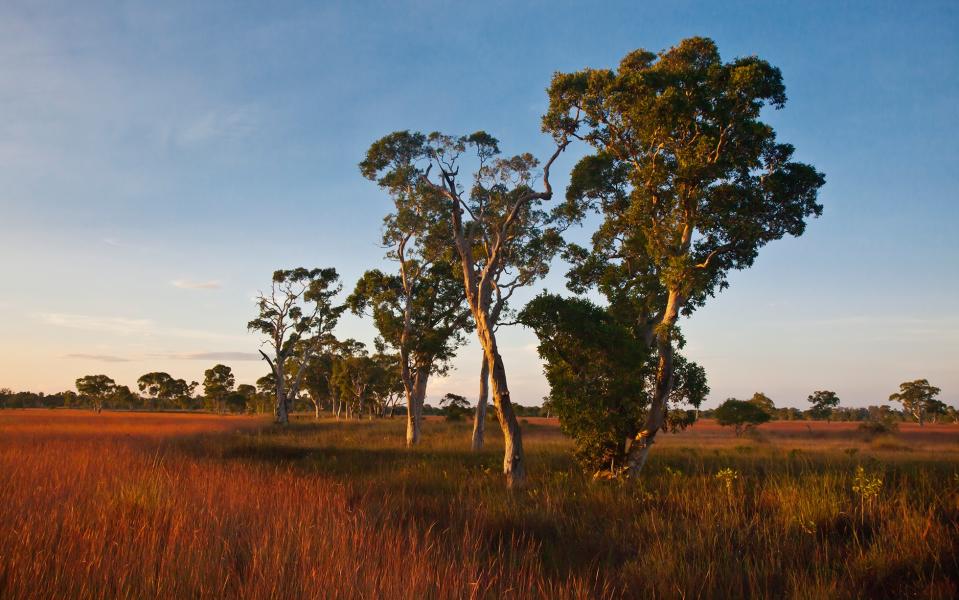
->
(0, 0, 957, 409)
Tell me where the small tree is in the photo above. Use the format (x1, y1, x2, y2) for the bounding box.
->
(136, 373, 194, 410)
(749, 392, 776, 416)
(223, 392, 248, 414)
(298, 352, 333, 420)
(203, 364, 236, 414)
(331, 341, 384, 420)
(236, 384, 257, 414)
(715, 399, 771, 436)
(75, 374, 116, 413)
(440, 393, 470, 421)
(137, 372, 173, 409)
(520, 293, 707, 474)
(248, 268, 344, 424)
(111, 385, 138, 410)
(807, 390, 840, 420)
(889, 379, 942, 427)
(347, 263, 469, 443)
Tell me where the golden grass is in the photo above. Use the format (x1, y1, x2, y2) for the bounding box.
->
(1, 410, 957, 599)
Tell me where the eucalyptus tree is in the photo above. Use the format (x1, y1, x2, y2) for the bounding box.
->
(236, 384, 257, 414)
(299, 352, 333, 420)
(248, 268, 343, 424)
(330, 340, 382, 420)
(542, 37, 825, 474)
(715, 398, 771, 436)
(889, 379, 942, 426)
(807, 390, 840, 420)
(362, 130, 568, 487)
(468, 214, 560, 451)
(372, 350, 404, 418)
(202, 364, 235, 414)
(137, 372, 174, 409)
(137, 372, 195, 410)
(357, 138, 473, 442)
(75, 374, 116, 413)
(347, 258, 469, 443)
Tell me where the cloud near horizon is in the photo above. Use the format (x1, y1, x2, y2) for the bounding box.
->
(171, 279, 222, 290)
(36, 312, 244, 341)
(153, 351, 260, 361)
(61, 351, 260, 364)
(64, 353, 131, 363)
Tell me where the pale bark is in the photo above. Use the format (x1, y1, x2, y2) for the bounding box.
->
(405, 367, 429, 446)
(422, 138, 567, 487)
(625, 289, 683, 476)
(471, 355, 490, 451)
(475, 314, 526, 487)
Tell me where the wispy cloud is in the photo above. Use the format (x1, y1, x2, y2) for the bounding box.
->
(65, 353, 131, 363)
(162, 106, 259, 148)
(40, 313, 153, 336)
(37, 312, 242, 341)
(153, 351, 260, 361)
(171, 279, 222, 290)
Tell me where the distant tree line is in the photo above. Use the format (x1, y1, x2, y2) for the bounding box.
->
(705, 385, 955, 436)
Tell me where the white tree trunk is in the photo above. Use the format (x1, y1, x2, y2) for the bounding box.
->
(471, 355, 490, 451)
(405, 368, 429, 446)
(477, 324, 526, 488)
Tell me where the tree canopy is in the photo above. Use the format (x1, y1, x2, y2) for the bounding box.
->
(715, 398, 772, 436)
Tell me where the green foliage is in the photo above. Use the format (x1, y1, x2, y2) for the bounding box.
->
(889, 379, 942, 425)
(749, 392, 776, 415)
(247, 268, 343, 358)
(521, 292, 709, 472)
(520, 293, 649, 472)
(347, 263, 469, 375)
(545, 38, 825, 322)
(714, 398, 771, 436)
(203, 364, 235, 413)
(137, 372, 194, 410)
(807, 390, 841, 420)
(75, 374, 116, 412)
(248, 267, 344, 421)
(440, 393, 470, 421)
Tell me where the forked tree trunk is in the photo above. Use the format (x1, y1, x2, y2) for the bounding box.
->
(476, 323, 526, 488)
(471, 355, 490, 451)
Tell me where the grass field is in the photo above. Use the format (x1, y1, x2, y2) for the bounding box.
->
(1, 410, 957, 598)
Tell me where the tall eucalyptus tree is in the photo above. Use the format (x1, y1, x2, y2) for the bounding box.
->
(362, 130, 569, 487)
(543, 37, 825, 474)
(248, 268, 343, 424)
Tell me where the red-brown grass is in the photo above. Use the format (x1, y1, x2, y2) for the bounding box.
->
(1, 410, 957, 599)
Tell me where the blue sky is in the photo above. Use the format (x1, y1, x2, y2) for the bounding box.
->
(0, 1, 956, 408)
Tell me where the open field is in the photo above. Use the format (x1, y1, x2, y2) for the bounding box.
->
(1, 410, 958, 599)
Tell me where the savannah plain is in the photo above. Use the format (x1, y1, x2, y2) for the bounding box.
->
(2, 409, 956, 599)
